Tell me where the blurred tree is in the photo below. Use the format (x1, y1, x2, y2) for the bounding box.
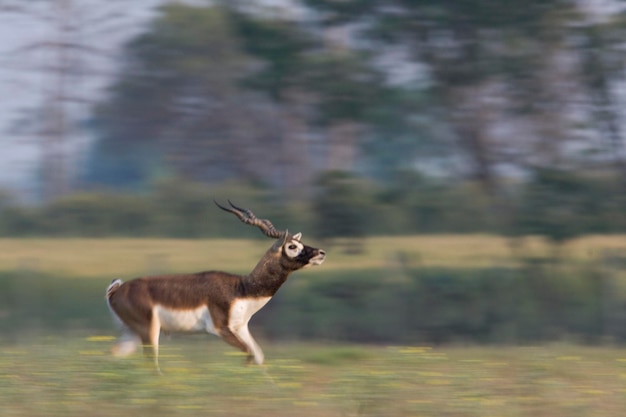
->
(361, 88, 453, 181)
(89, 4, 283, 189)
(301, 52, 386, 173)
(230, 8, 387, 194)
(312, 171, 373, 245)
(305, 0, 616, 244)
(303, 0, 583, 192)
(227, 11, 319, 194)
(515, 168, 617, 245)
(578, 15, 626, 191)
(3, 0, 132, 201)
(90, 3, 387, 196)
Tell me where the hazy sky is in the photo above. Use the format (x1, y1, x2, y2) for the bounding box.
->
(0, 0, 165, 195)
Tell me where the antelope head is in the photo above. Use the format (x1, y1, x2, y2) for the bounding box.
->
(214, 199, 326, 270)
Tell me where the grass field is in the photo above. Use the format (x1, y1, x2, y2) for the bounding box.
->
(0, 234, 624, 278)
(2, 336, 626, 417)
(1, 235, 625, 416)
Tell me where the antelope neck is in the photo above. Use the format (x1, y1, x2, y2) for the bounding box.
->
(241, 253, 291, 298)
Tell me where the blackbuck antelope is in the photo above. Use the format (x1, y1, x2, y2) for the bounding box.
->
(105, 201, 326, 372)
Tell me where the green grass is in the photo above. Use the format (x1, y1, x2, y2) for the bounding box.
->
(2, 336, 626, 417)
(1, 236, 625, 415)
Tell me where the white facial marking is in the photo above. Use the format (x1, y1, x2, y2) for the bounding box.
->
(154, 305, 217, 335)
(284, 239, 304, 258)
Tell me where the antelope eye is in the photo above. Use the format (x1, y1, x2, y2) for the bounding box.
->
(288, 244, 297, 250)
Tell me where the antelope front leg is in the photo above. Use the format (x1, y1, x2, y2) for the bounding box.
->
(230, 324, 264, 365)
(219, 327, 260, 364)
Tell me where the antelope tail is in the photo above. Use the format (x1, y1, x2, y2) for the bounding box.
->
(105, 279, 123, 300)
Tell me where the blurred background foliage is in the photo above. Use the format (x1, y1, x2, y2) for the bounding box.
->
(2, 252, 626, 345)
(0, 172, 623, 242)
(0, 0, 623, 242)
(1, 0, 626, 346)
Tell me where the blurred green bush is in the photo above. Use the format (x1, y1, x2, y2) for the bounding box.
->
(1, 170, 623, 239)
(259, 261, 625, 345)
(0, 180, 286, 238)
(4, 257, 618, 344)
(281, 254, 626, 344)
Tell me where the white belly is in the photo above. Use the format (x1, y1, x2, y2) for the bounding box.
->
(154, 305, 217, 335)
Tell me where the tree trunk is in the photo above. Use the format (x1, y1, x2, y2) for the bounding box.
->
(326, 121, 360, 173)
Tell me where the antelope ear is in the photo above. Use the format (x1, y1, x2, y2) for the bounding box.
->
(293, 232, 302, 241)
(271, 231, 289, 251)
